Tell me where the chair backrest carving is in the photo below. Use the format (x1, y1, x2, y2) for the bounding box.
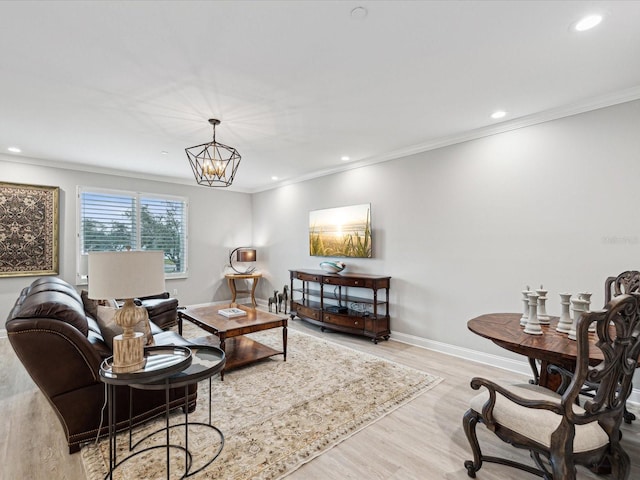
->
(565, 293, 640, 424)
(605, 270, 640, 303)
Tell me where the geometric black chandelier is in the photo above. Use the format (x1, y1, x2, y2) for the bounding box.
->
(185, 118, 242, 187)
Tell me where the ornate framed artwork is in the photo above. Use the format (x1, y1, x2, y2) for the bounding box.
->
(309, 203, 372, 258)
(0, 182, 59, 277)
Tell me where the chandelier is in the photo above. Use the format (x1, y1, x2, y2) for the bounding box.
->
(185, 119, 241, 187)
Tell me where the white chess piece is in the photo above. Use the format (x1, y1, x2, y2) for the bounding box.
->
(536, 285, 550, 325)
(556, 293, 573, 333)
(568, 297, 589, 341)
(579, 292, 594, 332)
(524, 293, 543, 335)
(520, 286, 532, 327)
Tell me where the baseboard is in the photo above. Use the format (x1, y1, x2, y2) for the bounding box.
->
(390, 330, 640, 407)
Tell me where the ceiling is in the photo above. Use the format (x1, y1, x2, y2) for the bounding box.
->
(2, 1, 640, 193)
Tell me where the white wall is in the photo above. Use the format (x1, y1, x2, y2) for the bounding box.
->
(0, 159, 253, 321)
(252, 100, 640, 360)
(3, 100, 640, 369)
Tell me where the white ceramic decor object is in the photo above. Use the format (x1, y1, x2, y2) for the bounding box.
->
(536, 285, 550, 325)
(520, 285, 531, 327)
(524, 293, 543, 335)
(556, 293, 573, 333)
(579, 292, 594, 332)
(569, 297, 589, 341)
(319, 261, 346, 273)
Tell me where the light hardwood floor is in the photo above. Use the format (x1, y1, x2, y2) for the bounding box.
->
(2, 320, 639, 479)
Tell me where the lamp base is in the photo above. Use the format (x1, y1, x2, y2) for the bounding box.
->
(112, 332, 145, 373)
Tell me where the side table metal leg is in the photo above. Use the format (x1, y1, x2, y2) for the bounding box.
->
(129, 387, 133, 450)
(184, 385, 189, 475)
(107, 384, 114, 480)
(165, 381, 170, 480)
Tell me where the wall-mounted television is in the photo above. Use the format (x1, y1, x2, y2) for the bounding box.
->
(309, 203, 372, 258)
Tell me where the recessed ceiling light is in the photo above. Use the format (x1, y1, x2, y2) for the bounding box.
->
(574, 14, 603, 32)
(341, 156, 350, 161)
(350, 6, 368, 20)
(161, 151, 168, 155)
(271, 176, 279, 181)
(490, 110, 507, 120)
(8, 147, 21, 153)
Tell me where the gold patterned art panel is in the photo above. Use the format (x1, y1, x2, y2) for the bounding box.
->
(0, 182, 59, 277)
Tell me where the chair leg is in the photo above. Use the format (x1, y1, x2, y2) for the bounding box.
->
(550, 451, 576, 480)
(463, 409, 483, 478)
(623, 405, 636, 424)
(609, 441, 631, 480)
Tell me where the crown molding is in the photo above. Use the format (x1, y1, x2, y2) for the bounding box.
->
(252, 85, 640, 193)
(4, 86, 640, 195)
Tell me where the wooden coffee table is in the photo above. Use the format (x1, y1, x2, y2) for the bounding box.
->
(178, 303, 287, 380)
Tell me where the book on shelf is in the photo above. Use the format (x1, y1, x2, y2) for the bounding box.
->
(218, 307, 247, 318)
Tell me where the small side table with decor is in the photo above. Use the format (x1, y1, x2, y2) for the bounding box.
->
(225, 272, 262, 307)
(99, 345, 226, 479)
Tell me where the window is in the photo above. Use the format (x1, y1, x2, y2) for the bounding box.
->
(76, 186, 188, 282)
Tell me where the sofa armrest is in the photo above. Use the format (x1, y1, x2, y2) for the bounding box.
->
(7, 317, 103, 398)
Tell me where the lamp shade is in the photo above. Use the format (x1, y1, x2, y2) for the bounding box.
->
(237, 249, 256, 262)
(88, 251, 166, 300)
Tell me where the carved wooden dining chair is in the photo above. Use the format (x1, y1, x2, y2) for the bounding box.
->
(605, 270, 640, 303)
(605, 270, 640, 424)
(463, 293, 640, 479)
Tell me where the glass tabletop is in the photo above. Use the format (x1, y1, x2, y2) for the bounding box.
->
(130, 346, 226, 390)
(99, 345, 193, 385)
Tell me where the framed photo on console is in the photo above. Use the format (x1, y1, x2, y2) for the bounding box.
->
(0, 182, 59, 277)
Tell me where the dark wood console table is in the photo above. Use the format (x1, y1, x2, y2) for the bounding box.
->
(290, 269, 391, 343)
(467, 313, 604, 390)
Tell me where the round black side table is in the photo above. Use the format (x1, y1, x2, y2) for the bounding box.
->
(99, 345, 225, 479)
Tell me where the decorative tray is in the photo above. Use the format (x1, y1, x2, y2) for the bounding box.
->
(99, 345, 192, 384)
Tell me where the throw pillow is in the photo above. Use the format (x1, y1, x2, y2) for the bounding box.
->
(96, 305, 155, 350)
(81, 290, 119, 319)
(81, 290, 99, 319)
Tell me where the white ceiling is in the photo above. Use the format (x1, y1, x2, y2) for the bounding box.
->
(2, 1, 640, 192)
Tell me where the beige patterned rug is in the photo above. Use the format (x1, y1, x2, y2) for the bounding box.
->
(81, 326, 442, 480)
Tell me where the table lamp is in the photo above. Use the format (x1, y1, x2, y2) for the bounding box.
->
(88, 250, 165, 373)
(229, 247, 257, 274)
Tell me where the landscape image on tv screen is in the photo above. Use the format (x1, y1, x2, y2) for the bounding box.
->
(309, 203, 372, 258)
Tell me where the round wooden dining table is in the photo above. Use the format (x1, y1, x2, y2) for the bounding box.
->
(467, 313, 604, 390)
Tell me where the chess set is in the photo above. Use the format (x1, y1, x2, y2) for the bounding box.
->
(520, 285, 593, 340)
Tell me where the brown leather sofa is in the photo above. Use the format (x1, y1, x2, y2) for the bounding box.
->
(6, 277, 196, 454)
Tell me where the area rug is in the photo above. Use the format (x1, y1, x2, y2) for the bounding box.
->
(81, 326, 442, 480)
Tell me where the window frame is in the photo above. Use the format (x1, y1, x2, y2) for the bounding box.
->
(76, 186, 189, 284)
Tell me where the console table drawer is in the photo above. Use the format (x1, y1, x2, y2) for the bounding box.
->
(323, 313, 364, 329)
(296, 272, 322, 282)
(296, 304, 321, 321)
(323, 277, 373, 288)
